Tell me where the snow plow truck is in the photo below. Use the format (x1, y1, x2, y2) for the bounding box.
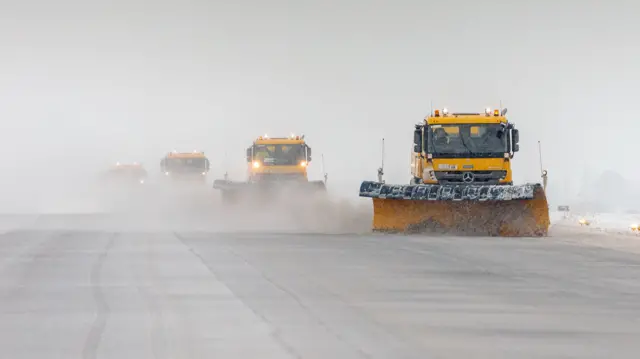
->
(213, 134, 326, 203)
(160, 151, 210, 183)
(359, 107, 550, 237)
(105, 162, 148, 185)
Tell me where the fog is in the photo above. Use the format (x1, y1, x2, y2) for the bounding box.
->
(1, 0, 639, 216)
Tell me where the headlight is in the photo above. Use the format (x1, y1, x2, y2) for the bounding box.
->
(630, 224, 639, 231)
(139, 179, 145, 184)
(423, 166, 435, 180)
(578, 218, 590, 226)
(253, 161, 261, 168)
(165, 171, 170, 176)
(299, 161, 307, 167)
(201, 172, 206, 175)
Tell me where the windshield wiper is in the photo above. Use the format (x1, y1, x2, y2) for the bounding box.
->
(459, 134, 473, 154)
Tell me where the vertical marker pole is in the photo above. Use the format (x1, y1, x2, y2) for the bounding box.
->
(377, 138, 385, 183)
(539, 141, 547, 191)
(321, 154, 328, 184)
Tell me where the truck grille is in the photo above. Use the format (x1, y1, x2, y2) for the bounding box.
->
(434, 171, 507, 185)
(251, 173, 305, 182)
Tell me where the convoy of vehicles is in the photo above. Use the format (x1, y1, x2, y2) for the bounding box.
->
(104, 107, 550, 237)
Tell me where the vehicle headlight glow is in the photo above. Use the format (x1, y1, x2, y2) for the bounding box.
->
(423, 165, 435, 180)
(139, 179, 145, 184)
(253, 161, 261, 168)
(201, 172, 206, 175)
(300, 161, 307, 167)
(165, 171, 170, 176)
(631, 223, 639, 231)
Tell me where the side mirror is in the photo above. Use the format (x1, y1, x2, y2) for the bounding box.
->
(307, 146, 312, 160)
(413, 128, 422, 153)
(512, 129, 520, 152)
(246, 148, 252, 162)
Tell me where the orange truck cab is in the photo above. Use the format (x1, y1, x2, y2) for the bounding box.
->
(160, 151, 210, 182)
(246, 135, 312, 183)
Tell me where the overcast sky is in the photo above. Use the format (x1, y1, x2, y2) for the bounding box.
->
(0, 0, 637, 209)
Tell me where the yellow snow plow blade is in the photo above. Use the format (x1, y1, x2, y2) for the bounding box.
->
(360, 181, 549, 237)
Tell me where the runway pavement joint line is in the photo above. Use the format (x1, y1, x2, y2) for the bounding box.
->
(130, 234, 172, 359)
(81, 233, 117, 359)
(173, 232, 305, 359)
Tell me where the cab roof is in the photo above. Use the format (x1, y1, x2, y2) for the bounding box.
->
(427, 115, 507, 125)
(113, 162, 143, 168)
(110, 164, 146, 173)
(254, 135, 306, 145)
(166, 151, 207, 158)
(426, 108, 509, 125)
(255, 138, 305, 145)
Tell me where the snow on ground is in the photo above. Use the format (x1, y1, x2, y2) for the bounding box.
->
(549, 210, 640, 255)
(550, 210, 640, 234)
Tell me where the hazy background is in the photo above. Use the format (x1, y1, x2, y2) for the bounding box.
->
(0, 0, 638, 213)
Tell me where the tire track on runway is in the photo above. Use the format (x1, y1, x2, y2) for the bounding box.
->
(82, 233, 116, 359)
(127, 234, 181, 359)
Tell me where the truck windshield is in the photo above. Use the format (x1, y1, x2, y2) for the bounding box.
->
(253, 144, 305, 166)
(427, 124, 507, 158)
(164, 158, 209, 172)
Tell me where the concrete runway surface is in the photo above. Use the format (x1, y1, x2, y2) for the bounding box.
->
(1, 215, 640, 358)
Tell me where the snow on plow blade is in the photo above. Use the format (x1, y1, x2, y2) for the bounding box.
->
(359, 181, 550, 237)
(213, 179, 326, 192)
(213, 179, 326, 204)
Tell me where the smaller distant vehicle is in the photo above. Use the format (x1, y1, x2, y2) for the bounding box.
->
(160, 151, 210, 183)
(105, 162, 148, 185)
(213, 134, 326, 204)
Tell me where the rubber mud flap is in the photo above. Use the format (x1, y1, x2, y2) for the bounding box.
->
(360, 181, 550, 237)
